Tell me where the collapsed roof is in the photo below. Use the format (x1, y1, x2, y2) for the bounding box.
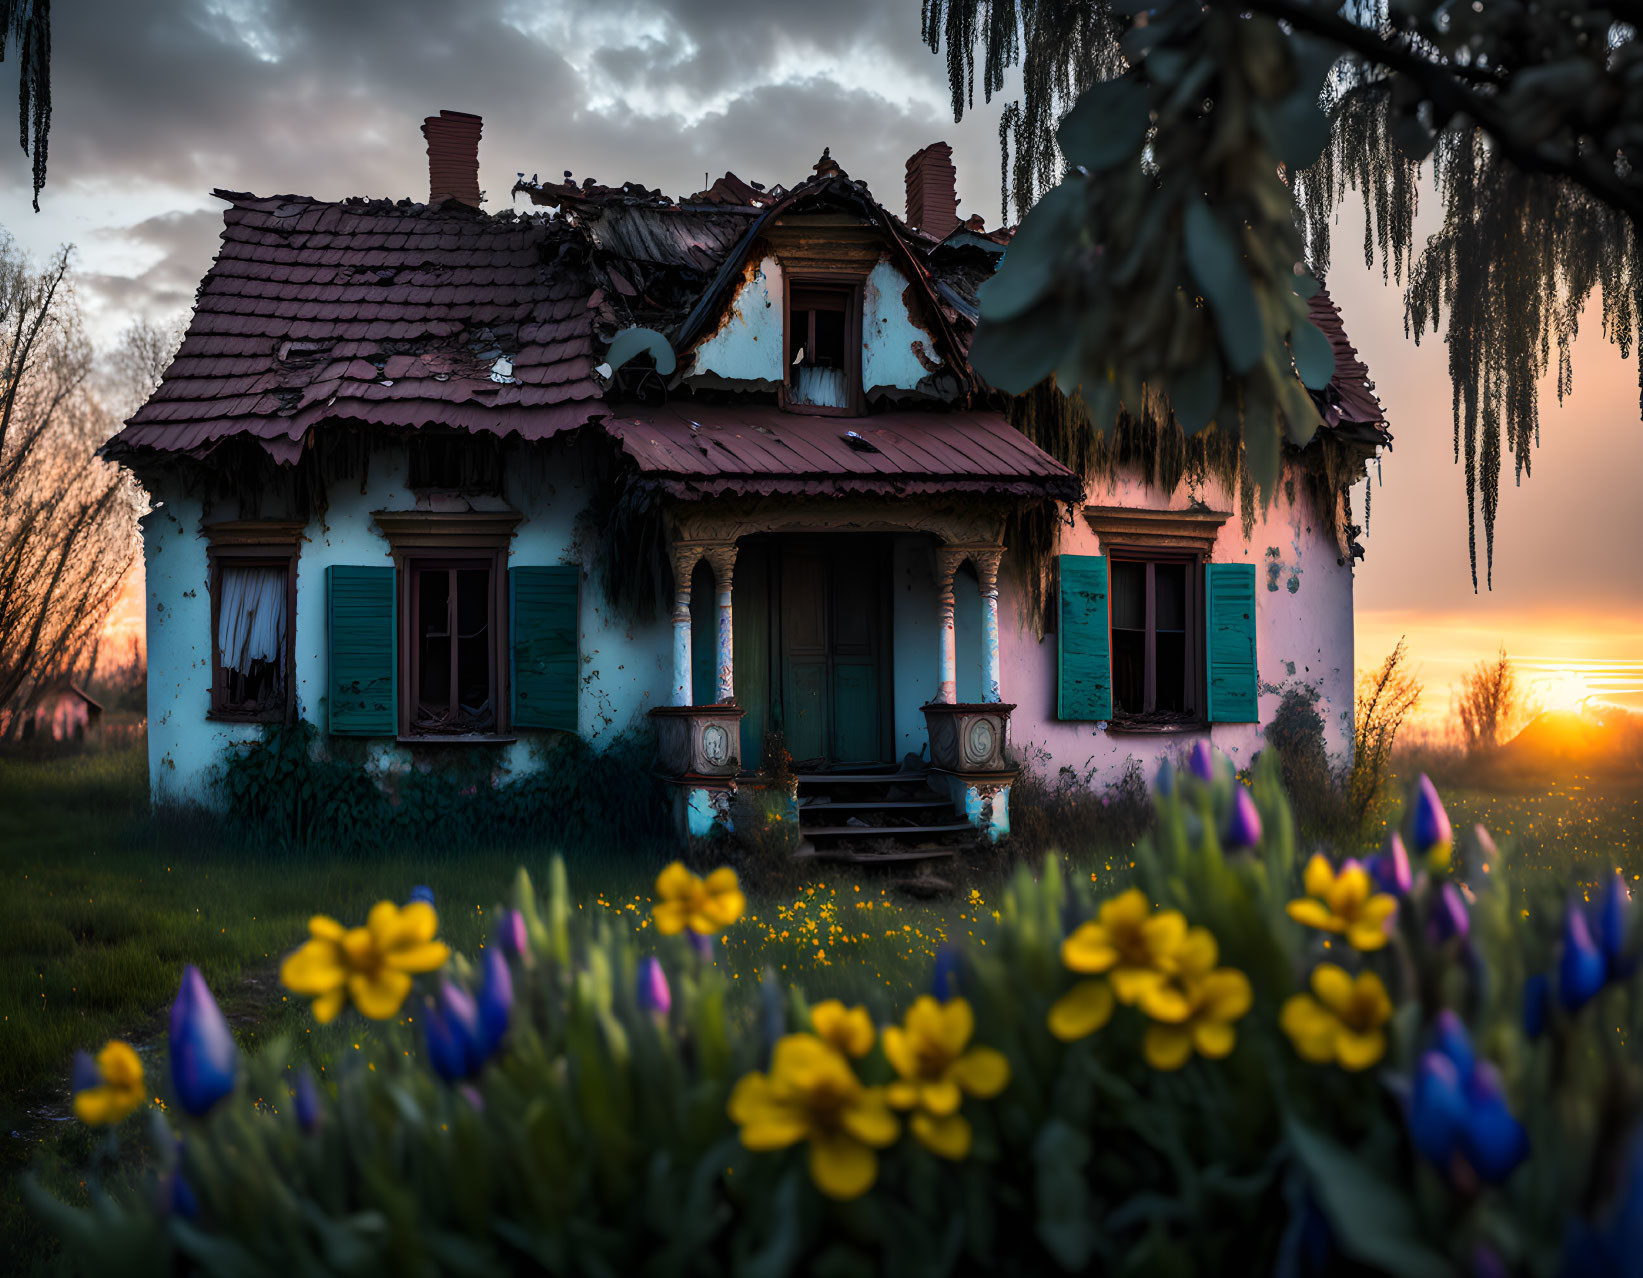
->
(107, 126, 1386, 502)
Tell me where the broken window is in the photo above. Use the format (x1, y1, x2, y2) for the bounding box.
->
(787, 282, 859, 413)
(212, 558, 293, 720)
(1110, 553, 1201, 723)
(407, 559, 497, 734)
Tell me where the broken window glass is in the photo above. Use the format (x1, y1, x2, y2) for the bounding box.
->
(216, 564, 288, 715)
(788, 284, 854, 409)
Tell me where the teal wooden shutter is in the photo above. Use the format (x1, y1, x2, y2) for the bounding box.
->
(327, 565, 396, 735)
(1206, 562, 1258, 722)
(1057, 554, 1113, 720)
(511, 566, 579, 731)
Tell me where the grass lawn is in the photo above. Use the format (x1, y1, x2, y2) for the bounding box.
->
(3, 744, 1638, 1272)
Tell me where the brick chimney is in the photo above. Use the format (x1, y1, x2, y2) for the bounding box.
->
(422, 109, 483, 207)
(905, 142, 959, 240)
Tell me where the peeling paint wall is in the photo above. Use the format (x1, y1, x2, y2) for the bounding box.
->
(1002, 462, 1357, 790)
(142, 434, 676, 806)
(862, 256, 943, 399)
(689, 253, 784, 386)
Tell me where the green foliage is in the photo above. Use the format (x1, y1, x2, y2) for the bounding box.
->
(925, 0, 1643, 588)
(1264, 686, 1354, 842)
(214, 721, 672, 854)
(35, 757, 1643, 1274)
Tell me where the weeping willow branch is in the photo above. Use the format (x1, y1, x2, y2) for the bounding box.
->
(0, 1, 51, 211)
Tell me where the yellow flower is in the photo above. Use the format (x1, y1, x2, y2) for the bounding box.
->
(1047, 979, 1116, 1042)
(1280, 965, 1394, 1070)
(811, 1000, 874, 1057)
(73, 1040, 145, 1125)
(279, 900, 450, 1023)
(882, 996, 1010, 1159)
(1132, 927, 1253, 1070)
(1061, 887, 1188, 1004)
(1285, 855, 1398, 951)
(652, 862, 746, 935)
(727, 1033, 898, 1200)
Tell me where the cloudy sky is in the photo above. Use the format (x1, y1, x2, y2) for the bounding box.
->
(3, 0, 1638, 723)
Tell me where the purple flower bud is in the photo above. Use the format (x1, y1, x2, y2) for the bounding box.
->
(1470, 824, 1498, 865)
(497, 909, 529, 962)
(1560, 904, 1608, 1011)
(407, 884, 435, 906)
(1428, 882, 1470, 945)
(1223, 786, 1262, 850)
(475, 946, 513, 1058)
(293, 1065, 322, 1134)
(71, 1049, 101, 1096)
(1522, 973, 1549, 1040)
(169, 966, 238, 1116)
(1430, 1010, 1476, 1077)
(1472, 1244, 1506, 1278)
(1368, 833, 1413, 897)
(688, 930, 715, 963)
(637, 956, 672, 1017)
(931, 946, 961, 1000)
(1461, 1062, 1529, 1184)
(170, 1168, 200, 1220)
(1595, 869, 1631, 977)
(1188, 740, 1216, 782)
(423, 980, 483, 1083)
(1154, 758, 1175, 797)
(1410, 775, 1452, 861)
(1410, 1050, 1467, 1170)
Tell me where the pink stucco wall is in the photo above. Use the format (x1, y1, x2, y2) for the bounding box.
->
(1000, 461, 1357, 790)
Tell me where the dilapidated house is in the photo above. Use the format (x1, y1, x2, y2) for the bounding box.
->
(110, 110, 1388, 852)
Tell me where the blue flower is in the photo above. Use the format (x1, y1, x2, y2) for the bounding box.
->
(1154, 758, 1175, 797)
(688, 930, 715, 963)
(169, 966, 238, 1117)
(637, 956, 671, 1017)
(1367, 833, 1413, 898)
(70, 1049, 101, 1095)
(497, 908, 529, 962)
(931, 945, 961, 1000)
(1562, 1127, 1643, 1277)
(1410, 775, 1453, 870)
(475, 946, 512, 1059)
(170, 1168, 199, 1221)
(1428, 882, 1470, 946)
(1409, 1016, 1528, 1186)
(1188, 740, 1217, 783)
(1523, 973, 1549, 1040)
(423, 980, 483, 1082)
(293, 1065, 322, 1134)
(1223, 786, 1262, 850)
(1559, 903, 1608, 1011)
(407, 884, 435, 906)
(1594, 870, 1632, 978)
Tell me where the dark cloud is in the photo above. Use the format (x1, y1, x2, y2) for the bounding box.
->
(3, 0, 1009, 323)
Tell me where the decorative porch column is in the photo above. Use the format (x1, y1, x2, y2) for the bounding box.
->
(973, 546, 1004, 703)
(704, 542, 738, 703)
(668, 542, 699, 707)
(935, 545, 967, 704)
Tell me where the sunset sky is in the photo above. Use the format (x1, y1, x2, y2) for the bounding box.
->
(3, 1, 1638, 729)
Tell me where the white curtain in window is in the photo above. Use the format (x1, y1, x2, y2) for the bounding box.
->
(791, 365, 849, 408)
(218, 566, 287, 675)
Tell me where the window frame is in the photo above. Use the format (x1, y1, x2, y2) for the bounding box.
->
(372, 510, 521, 743)
(780, 273, 864, 417)
(204, 521, 302, 723)
(1105, 546, 1207, 730)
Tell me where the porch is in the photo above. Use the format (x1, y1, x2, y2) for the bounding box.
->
(607, 402, 1080, 853)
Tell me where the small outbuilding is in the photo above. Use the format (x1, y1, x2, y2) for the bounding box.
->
(20, 679, 104, 742)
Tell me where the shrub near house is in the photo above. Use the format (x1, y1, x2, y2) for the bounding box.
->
(32, 759, 1643, 1274)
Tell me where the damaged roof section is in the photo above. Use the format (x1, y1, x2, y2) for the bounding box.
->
(108, 192, 605, 465)
(603, 402, 1082, 502)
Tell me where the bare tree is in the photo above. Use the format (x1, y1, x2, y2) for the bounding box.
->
(101, 316, 181, 423)
(0, 237, 138, 735)
(1350, 637, 1423, 824)
(1457, 646, 1524, 756)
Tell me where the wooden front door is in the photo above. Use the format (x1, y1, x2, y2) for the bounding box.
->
(776, 537, 891, 767)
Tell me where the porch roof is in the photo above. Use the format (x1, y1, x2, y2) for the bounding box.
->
(603, 403, 1083, 501)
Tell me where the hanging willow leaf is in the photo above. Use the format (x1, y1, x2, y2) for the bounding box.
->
(1288, 319, 1336, 390)
(977, 181, 1085, 322)
(1183, 200, 1264, 374)
(971, 298, 1077, 394)
(1057, 77, 1151, 172)
(1169, 347, 1222, 433)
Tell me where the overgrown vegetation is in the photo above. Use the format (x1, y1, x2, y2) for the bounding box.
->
(1458, 645, 1528, 757)
(216, 720, 673, 854)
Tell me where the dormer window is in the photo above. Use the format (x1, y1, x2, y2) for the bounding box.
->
(784, 279, 862, 415)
